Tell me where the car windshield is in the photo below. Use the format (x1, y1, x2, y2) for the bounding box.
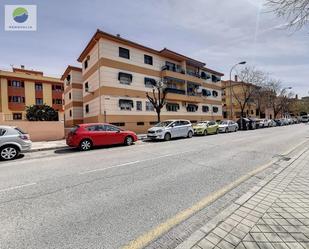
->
(70, 126, 79, 133)
(196, 122, 208, 126)
(220, 121, 228, 125)
(155, 121, 173, 127)
(14, 127, 27, 134)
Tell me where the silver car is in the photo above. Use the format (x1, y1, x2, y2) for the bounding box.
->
(218, 120, 238, 133)
(0, 126, 32, 160)
(147, 120, 194, 141)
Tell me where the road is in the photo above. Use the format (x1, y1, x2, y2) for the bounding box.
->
(0, 124, 308, 249)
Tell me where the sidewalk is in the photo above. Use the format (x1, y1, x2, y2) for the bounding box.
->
(176, 145, 309, 249)
(29, 134, 148, 152)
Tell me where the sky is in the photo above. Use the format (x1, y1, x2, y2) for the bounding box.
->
(0, 0, 308, 97)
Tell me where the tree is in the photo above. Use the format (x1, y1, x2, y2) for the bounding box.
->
(265, 0, 309, 30)
(264, 79, 294, 118)
(232, 67, 268, 118)
(146, 79, 168, 123)
(26, 104, 59, 121)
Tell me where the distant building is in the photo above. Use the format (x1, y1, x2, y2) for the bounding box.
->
(0, 66, 64, 121)
(63, 29, 224, 133)
(222, 77, 274, 120)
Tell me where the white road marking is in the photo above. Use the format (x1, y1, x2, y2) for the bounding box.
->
(79, 150, 192, 175)
(0, 182, 37, 193)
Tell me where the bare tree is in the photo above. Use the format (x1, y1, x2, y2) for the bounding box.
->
(232, 67, 268, 118)
(265, 0, 309, 30)
(264, 79, 294, 118)
(146, 79, 168, 123)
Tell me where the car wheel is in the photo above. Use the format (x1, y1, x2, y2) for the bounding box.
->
(164, 133, 171, 141)
(124, 136, 134, 146)
(203, 130, 208, 136)
(79, 139, 92, 151)
(187, 130, 193, 138)
(0, 145, 19, 160)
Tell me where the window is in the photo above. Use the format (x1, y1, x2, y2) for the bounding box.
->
(202, 89, 212, 97)
(52, 85, 63, 92)
(0, 129, 6, 136)
(8, 80, 24, 88)
(110, 122, 125, 127)
(84, 82, 89, 92)
(200, 72, 210, 80)
(69, 110, 72, 117)
(144, 77, 156, 88)
(85, 104, 89, 113)
(180, 120, 190, 125)
(213, 106, 219, 113)
(187, 104, 198, 112)
(36, 98, 43, 105)
(146, 101, 154, 111)
(144, 55, 153, 65)
(202, 106, 209, 113)
(212, 91, 218, 97)
(35, 83, 43, 91)
(13, 113, 22, 120)
(9, 96, 25, 103)
(119, 47, 130, 59)
(86, 125, 105, 131)
(212, 75, 220, 82)
(136, 101, 142, 111)
(66, 74, 71, 82)
(69, 92, 72, 99)
(119, 99, 134, 110)
(84, 58, 88, 69)
(53, 99, 62, 104)
(166, 103, 179, 112)
(137, 122, 144, 126)
(105, 125, 120, 131)
(118, 72, 133, 85)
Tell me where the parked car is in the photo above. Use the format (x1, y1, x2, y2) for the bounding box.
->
(268, 120, 277, 127)
(147, 120, 193, 141)
(0, 126, 32, 160)
(301, 115, 309, 123)
(257, 119, 268, 128)
(237, 118, 257, 130)
(66, 123, 138, 150)
(274, 119, 283, 126)
(218, 120, 238, 133)
(193, 121, 219, 135)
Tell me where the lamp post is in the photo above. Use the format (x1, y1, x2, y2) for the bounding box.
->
(229, 61, 246, 119)
(281, 86, 292, 118)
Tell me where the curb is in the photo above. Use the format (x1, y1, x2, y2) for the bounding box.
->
(175, 142, 309, 249)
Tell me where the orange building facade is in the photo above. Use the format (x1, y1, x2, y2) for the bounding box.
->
(0, 67, 64, 121)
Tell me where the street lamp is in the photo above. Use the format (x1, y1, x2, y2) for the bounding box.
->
(229, 61, 246, 119)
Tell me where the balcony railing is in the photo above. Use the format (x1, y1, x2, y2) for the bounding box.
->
(161, 65, 185, 74)
(165, 88, 186, 95)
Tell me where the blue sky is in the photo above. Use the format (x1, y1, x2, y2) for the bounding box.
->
(1, 0, 308, 97)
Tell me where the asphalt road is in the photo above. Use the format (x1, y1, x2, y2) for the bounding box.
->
(0, 124, 308, 249)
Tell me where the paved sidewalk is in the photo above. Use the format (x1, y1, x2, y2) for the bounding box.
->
(30, 139, 67, 152)
(176, 146, 309, 249)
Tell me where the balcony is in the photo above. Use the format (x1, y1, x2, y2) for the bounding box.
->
(165, 87, 185, 95)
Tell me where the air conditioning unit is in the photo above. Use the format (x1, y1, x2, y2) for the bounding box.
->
(196, 87, 203, 93)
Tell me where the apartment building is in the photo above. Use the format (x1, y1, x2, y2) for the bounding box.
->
(67, 29, 224, 133)
(0, 67, 64, 121)
(62, 66, 83, 127)
(222, 78, 274, 120)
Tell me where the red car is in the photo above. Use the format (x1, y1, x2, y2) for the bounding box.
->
(66, 123, 138, 150)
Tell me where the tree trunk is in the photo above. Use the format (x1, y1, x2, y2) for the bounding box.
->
(156, 109, 161, 123)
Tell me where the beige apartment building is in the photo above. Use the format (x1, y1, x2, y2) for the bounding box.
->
(64, 29, 224, 133)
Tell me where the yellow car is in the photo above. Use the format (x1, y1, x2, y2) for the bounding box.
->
(193, 121, 219, 135)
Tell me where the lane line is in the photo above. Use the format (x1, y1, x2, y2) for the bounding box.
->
(0, 182, 37, 193)
(78, 151, 192, 175)
(122, 140, 308, 249)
